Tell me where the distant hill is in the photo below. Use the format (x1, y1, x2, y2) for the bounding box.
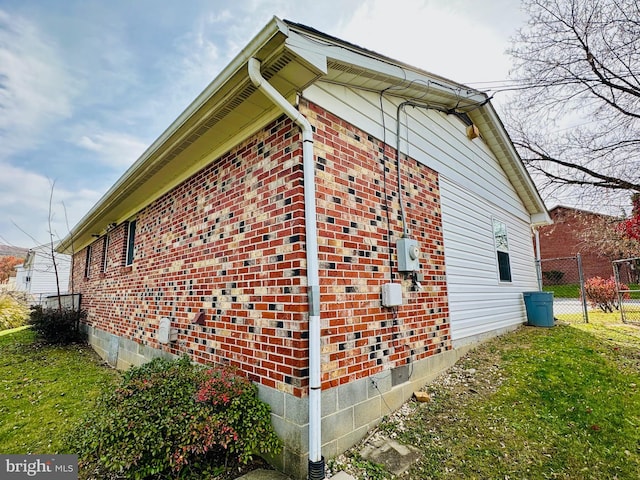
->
(0, 245, 29, 259)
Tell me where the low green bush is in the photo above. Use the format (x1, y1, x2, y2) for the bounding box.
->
(67, 356, 281, 479)
(29, 305, 87, 344)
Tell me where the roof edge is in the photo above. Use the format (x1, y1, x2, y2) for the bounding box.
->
(285, 20, 549, 222)
(58, 16, 290, 253)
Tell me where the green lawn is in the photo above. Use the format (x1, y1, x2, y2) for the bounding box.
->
(331, 313, 640, 479)
(543, 283, 582, 298)
(3, 316, 640, 479)
(544, 283, 640, 299)
(0, 328, 120, 454)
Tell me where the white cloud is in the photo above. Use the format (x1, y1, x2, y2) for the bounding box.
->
(206, 10, 233, 24)
(0, 9, 76, 160)
(74, 131, 148, 169)
(0, 162, 101, 247)
(336, 0, 515, 84)
(76, 136, 102, 152)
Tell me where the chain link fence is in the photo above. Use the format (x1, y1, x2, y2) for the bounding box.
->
(538, 255, 588, 323)
(613, 258, 640, 325)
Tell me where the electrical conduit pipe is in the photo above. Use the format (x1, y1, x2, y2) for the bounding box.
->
(247, 57, 324, 480)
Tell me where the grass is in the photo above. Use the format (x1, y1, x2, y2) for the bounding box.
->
(2, 313, 639, 479)
(557, 306, 640, 325)
(544, 283, 640, 299)
(0, 328, 120, 454)
(0, 294, 29, 331)
(331, 313, 640, 479)
(0, 329, 269, 480)
(543, 283, 582, 298)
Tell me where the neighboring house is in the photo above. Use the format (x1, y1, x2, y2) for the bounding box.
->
(4, 276, 18, 291)
(58, 18, 550, 479)
(539, 206, 615, 282)
(14, 244, 71, 303)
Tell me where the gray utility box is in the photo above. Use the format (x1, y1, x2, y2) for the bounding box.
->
(397, 237, 420, 271)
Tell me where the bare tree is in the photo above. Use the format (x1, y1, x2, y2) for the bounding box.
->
(11, 180, 71, 311)
(506, 0, 640, 205)
(578, 212, 640, 260)
(62, 200, 77, 311)
(47, 181, 63, 312)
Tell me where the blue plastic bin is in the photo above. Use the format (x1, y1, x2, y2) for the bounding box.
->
(523, 291, 554, 327)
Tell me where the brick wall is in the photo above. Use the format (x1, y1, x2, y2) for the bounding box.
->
(73, 100, 451, 397)
(539, 206, 613, 281)
(301, 99, 450, 389)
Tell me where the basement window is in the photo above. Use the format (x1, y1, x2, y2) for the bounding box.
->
(493, 219, 512, 282)
(101, 234, 109, 273)
(125, 220, 137, 266)
(84, 245, 92, 278)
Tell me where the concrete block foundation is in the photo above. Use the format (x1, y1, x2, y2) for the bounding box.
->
(84, 325, 490, 480)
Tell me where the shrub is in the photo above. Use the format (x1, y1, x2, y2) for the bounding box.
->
(29, 305, 87, 344)
(542, 270, 565, 285)
(195, 366, 282, 465)
(583, 276, 629, 312)
(67, 356, 281, 479)
(0, 294, 29, 331)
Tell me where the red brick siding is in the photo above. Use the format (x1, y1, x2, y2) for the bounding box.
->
(301, 100, 450, 388)
(73, 101, 451, 396)
(539, 207, 613, 281)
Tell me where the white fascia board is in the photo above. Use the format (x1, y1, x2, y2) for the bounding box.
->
(286, 24, 486, 108)
(531, 212, 553, 226)
(338, 52, 487, 107)
(58, 17, 291, 253)
(471, 103, 550, 223)
(285, 30, 328, 76)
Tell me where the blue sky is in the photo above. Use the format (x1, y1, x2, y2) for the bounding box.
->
(0, 0, 523, 247)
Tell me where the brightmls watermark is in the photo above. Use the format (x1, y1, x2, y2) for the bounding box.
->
(0, 455, 78, 479)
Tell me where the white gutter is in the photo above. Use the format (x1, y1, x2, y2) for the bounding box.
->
(58, 17, 289, 253)
(247, 58, 324, 479)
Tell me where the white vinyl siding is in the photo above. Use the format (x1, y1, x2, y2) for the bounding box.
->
(31, 252, 71, 296)
(304, 83, 531, 223)
(304, 82, 540, 345)
(440, 177, 538, 344)
(13, 246, 71, 297)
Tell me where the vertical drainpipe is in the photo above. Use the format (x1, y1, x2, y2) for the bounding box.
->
(248, 58, 324, 479)
(534, 226, 542, 291)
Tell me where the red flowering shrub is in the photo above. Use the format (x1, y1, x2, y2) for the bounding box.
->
(195, 366, 250, 407)
(618, 215, 640, 242)
(583, 276, 629, 312)
(68, 356, 281, 479)
(195, 366, 280, 464)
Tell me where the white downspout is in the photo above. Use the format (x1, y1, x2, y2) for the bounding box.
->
(533, 226, 542, 291)
(248, 58, 324, 479)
